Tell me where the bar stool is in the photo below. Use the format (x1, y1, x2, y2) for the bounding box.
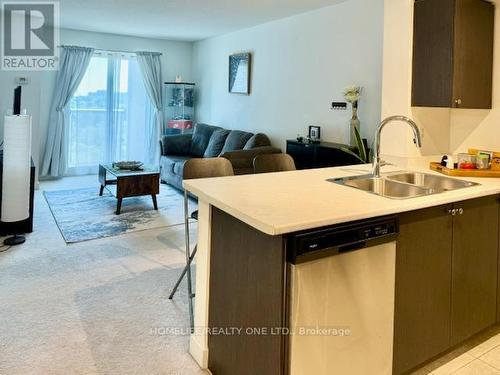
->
(169, 157, 234, 329)
(253, 153, 296, 173)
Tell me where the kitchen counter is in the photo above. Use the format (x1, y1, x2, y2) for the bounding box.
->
(184, 164, 500, 235)
(185, 164, 500, 372)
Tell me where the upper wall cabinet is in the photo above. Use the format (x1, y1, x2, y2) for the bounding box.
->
(412, 0, 494, 109)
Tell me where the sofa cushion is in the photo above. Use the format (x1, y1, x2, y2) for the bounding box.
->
(161, 155, 191, 176)
(243, 133, 271, 150)
(220, 130, 254, 154)
(160, 134, 192, 156)
(174, 159, 189, 176)
(190, 123, 221, 157)
(204, 129, 230, 157)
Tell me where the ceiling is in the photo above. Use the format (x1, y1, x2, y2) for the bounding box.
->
(57, 0, 347, 42)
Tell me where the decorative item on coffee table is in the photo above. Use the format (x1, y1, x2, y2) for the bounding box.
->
(344, 85, 363, 147)
(112, 161, 144, 171)
(98, 164, 160, 215)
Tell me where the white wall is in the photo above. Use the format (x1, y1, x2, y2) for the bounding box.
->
(382, 0, 500, 167)
(0, 28, 193, 178)
(191, 0, 384, 150)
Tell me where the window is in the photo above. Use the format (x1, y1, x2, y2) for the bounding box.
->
(67, 52, 153, 175)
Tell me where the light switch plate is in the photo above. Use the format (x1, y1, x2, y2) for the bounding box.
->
(16, 77, 30, 85)
(331, 102, 347, 110)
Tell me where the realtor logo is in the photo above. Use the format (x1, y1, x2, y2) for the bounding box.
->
(1, 1, 60, 70)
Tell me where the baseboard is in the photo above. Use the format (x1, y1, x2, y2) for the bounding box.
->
(189, 335, 208, 369)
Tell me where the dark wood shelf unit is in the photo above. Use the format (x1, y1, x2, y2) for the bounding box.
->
(286, 140, 363, 170)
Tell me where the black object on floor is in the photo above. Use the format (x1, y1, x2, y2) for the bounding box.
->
(4, 234, 25, 246)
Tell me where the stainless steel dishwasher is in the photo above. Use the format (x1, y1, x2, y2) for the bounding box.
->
(286, 216, 399, 375)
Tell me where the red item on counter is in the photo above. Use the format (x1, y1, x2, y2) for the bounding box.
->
(459, 162, 476, 170)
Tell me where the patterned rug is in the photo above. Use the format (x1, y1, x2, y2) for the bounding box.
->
(43, 185, 195, 243)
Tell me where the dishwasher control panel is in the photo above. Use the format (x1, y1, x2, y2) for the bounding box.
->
(286, 216, 399, 264)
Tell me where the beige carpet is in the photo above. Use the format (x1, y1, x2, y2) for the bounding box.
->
(0, 177, 206, 375)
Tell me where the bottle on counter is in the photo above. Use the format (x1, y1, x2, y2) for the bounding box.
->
(492, 153, 500, 171)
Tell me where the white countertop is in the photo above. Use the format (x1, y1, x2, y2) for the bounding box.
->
(183, 164, 500, 236)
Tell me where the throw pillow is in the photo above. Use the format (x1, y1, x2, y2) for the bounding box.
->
(243, 133, 271, 150)
(204, 129, 230, 157)
(190, 123, 221, 157)
(220, 131, 254, 154)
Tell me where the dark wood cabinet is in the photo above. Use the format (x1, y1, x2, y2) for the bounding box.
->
(286, 140, 362, 170)
(498, 202, 500, 323)
(394, 205, 454, 374)
(207, 196, 499, 375)
(412, 0, 494, 109)
(451, 196, 499, 345)
(394, 196, 499, 374)
(208, 208, 287, 375)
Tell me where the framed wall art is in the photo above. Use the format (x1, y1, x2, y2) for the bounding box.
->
(229, 52, 251, 94)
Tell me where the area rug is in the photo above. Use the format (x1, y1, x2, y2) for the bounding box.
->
(43, 185, 195, 243)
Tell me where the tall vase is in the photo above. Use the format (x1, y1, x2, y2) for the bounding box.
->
(349, 102, 360, 147)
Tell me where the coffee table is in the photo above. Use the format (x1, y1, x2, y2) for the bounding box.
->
(98, 164, 160, 215)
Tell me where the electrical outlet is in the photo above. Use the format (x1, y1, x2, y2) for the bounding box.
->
(331, 102, 347, 110)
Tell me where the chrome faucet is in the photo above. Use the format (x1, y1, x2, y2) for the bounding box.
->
(372, 115, 422, 178)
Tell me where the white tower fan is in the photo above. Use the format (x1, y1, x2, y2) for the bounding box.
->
(1, 86, 32, 246)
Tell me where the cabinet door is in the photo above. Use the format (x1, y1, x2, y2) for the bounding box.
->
(451, 196, 499, 345)
(412, 0, 494, 109)
(498, 199, 500, 323)
(452, 0, 494, 109)
(286, 142, 314, 170)
(315, 145, 361, 168)
(394, 205, 453, 374)
(497, 200, 500, 324)
(412, 0, 455, 107)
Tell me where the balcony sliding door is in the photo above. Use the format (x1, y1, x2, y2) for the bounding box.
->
(67, 53, 153, 175)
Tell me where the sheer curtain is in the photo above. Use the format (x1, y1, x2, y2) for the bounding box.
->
(136, 52, 163, 165)
(67, 52, 153, 175)
(41, 46, 94, 177)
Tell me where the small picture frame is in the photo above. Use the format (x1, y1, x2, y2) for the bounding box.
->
(308, 126, 321, 141)
(229, 52, 251, 94)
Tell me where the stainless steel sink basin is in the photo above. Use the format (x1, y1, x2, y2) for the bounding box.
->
(329, 172, 478, 199)
(329, 175, 434, 199)
(386, 172, 478, 191)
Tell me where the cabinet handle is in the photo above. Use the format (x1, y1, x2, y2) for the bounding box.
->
(449, 208, 457, 216)
(458, 208, 464, 215)
(455, 99, 462, 107)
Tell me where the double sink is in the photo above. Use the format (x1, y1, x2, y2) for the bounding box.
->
(330, 172, 479, 199)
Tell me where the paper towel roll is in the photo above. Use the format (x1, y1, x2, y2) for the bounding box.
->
(1, 115, 32, 222)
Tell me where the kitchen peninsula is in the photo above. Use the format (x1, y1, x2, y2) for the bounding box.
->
(184, 165, 500, 375)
